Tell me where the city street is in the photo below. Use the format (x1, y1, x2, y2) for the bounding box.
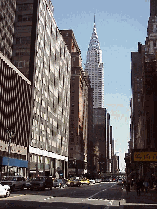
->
(0, 182, 157, 209)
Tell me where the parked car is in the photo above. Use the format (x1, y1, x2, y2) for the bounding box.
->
(1, 176, 26, 192)
(89, 179, 95, 184)
(0, 184, 10, 198)
(66, 178, 81, 187)
(80, 179, 90, 185)
(53, 179, 67, 188)
(30, 176, 53, 191)
(24, 178, 31, 190)
(95, 179, 101, 183)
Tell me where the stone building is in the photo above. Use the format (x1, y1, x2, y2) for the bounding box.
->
(85, 16, 104, 108)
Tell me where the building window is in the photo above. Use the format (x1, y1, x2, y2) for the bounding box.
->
(14, 61, 25, 68)
(18, 14, 32, 22)
(16, 37, 31, 44)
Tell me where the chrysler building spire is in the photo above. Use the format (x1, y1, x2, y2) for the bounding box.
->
(85, 17, 104, 108)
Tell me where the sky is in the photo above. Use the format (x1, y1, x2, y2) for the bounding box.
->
(52, 0, 150, 172)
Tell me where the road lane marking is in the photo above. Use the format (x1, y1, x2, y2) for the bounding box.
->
(88, 189, 106, 199)
(44, 196, 54, 201)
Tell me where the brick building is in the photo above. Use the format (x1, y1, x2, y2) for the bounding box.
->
(60, 30, 92, 176)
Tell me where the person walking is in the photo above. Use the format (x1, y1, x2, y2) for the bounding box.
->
(140, 179, 144, 192)
(136, 179, 141, 196)
(143, 180, 149, 193)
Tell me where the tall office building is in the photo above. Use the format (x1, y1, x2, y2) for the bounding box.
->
(85, 16, 104, 108)
(0, 0, 16, 60)
(0, 51, 31, 177)
(12, 0, 71, 178)
(127, 0, 157, 180)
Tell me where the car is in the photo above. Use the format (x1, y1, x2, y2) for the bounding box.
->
(30, 176, 53, 191)
(0, 184, 10, 198)
(117, 178, 123, 185)
(95, 179, 101, 183)
(24, 179, 31, 190)
(66, 178, 81, 187)
(89, 179, 95, 184)
(1, 176, 26, 192)
(53, 179, 67, 188)
(80, 179, 90, 185)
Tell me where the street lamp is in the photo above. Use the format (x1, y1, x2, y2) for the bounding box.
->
(6, 128, 15, 176)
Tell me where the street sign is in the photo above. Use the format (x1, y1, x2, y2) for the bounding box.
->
(134, 152, 157, 161)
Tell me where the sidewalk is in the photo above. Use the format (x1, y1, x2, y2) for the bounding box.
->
(122, 186, 157, 204)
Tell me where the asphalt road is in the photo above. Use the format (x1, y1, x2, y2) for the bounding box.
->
(0, 182, 156, 209)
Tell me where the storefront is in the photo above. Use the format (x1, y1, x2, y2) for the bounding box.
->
(0, 156, 28, 178)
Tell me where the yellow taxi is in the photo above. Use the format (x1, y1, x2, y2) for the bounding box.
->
(80, 178, 90, 185)
(66, 177, 81, 187)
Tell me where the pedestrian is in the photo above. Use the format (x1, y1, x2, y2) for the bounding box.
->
(143, 181, 149, 193)
(139, 179, 144, 192)
(136, 179, 141, 196)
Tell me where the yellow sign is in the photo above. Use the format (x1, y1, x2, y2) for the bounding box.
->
(134, 152, 157, 161)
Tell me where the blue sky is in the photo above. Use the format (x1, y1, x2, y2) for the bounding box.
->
(52, 0, 150, 171)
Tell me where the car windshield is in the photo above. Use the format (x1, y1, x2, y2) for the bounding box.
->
(2, 177, 17, 181)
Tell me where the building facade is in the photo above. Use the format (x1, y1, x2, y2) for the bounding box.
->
(0, 0, 16, 60)
(127, 0, 157, 181)
(93, 108, 107, 175)
(60, 30, 90, 176)
(85, 16, 104, 108)
(12, 0, 71, 178)
(0, 51, 31, 177)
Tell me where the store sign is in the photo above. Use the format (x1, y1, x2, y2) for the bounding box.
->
(134, 152, 157, 161)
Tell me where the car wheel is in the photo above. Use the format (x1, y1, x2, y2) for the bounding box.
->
(70, 183, 74, 187)
(21, 185, 24, 190)
(7, 191, 10, 197)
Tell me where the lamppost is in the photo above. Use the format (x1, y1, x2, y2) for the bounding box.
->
(6, 128, 15, 176)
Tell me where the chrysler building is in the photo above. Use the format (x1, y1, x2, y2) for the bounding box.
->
(85, 15, 104, 108)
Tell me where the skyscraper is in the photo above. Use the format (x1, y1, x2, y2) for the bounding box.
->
(12, 0, 71, 178)
(0, 0, 16, 60)
(85, 15, 104, 108)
